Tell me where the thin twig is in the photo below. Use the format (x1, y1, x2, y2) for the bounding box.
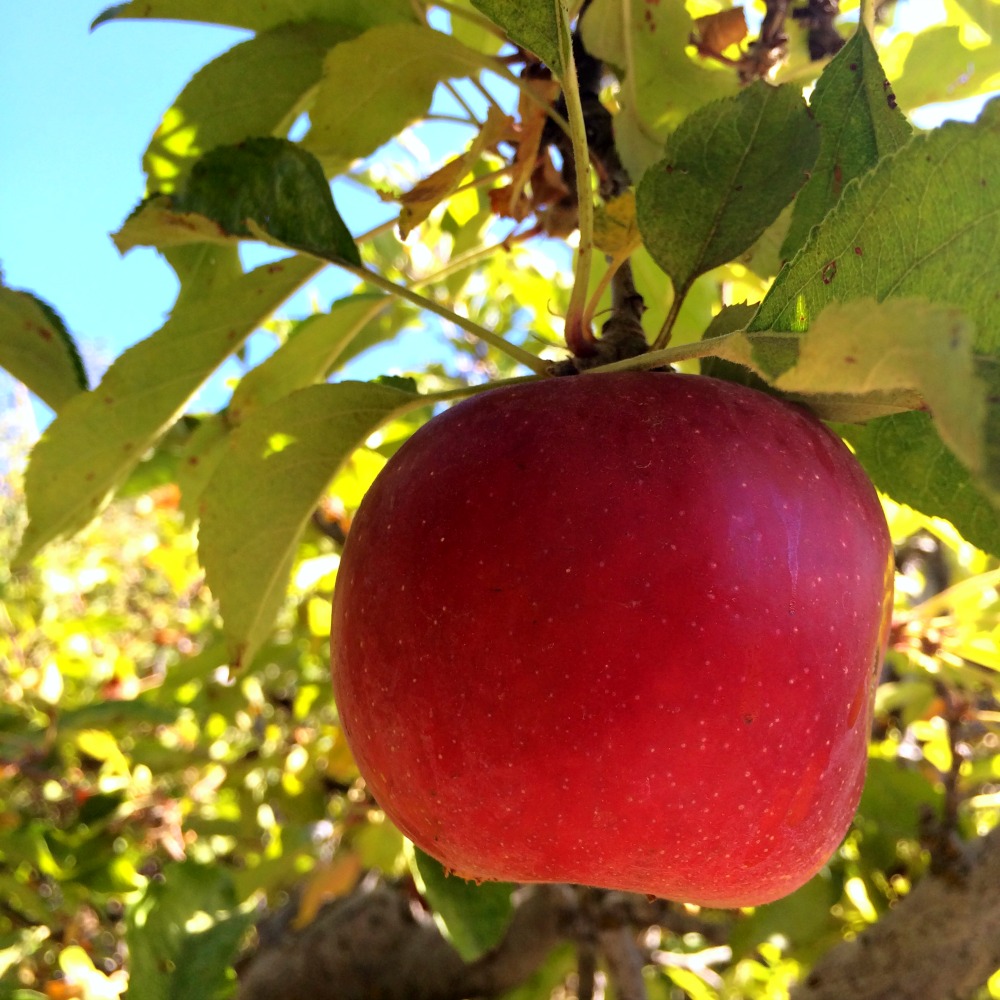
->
(331, 256, 549, 374)
(652, 282, 689, 350)
(599, 926, 649, 1000)
(556, 0, 598, 355)
(442, 81, 483, 127)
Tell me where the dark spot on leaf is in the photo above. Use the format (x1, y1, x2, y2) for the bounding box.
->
(849, 62, 857, 71)
(887, 92, 897, 110)
(28, 322, 53, 342)
(734, 184, 744, 191)
(188, 456, 200, 466)
(104, 397, 114, 404)
(85, 472, 95, 481)
(883, 79, 891, 89)
(822, 260, 837, 284)
(844, 356, 857, 364)
(854, 246, 863, 256)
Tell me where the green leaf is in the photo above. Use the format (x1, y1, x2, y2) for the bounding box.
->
(116, 140, 361, 266)
(199, 380, 434, 668)
(116, 415, 202, 498)
(0, 286, 87, 411)
(17, 255, 321, 563)
(162, 244, 244, 303)
(637, 82, 820, 300)
(228, 293, 390, 424)
(581, 0, 740, 180)
(758, 298, 988, 490)
(409, 845, 514, 961)
(144, 22, 353, 194)
(175, 413, 232, 520)
(839, 413, 1000, 559)
(887, 24, 1000, 111)
(751, 100, 1000, 342)
(782, 28, 912, 258)
(56, 700, 179, 734)
(304, 24, 486, 165)
(125, 861, 255, 1000)
(113, 197, 241, 252)
(749, 98, 1000, 528)
(470, 0, 561, 71)
(180, 139, 361, 264)
(449, 0, 507, 56)
(730, 874, 839, 958)
(856, 758, 942, 871)
(93, 0, 415, 33)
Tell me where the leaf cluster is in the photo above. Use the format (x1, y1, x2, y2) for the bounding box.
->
(2, 0, 1000, 997)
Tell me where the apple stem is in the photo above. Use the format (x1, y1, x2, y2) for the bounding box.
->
(556, 0, 599, 357)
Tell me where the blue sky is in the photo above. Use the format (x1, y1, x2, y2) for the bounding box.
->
(2, 5, 485, 427)
(3, 3, 994, 427)
(2, 7, 252, 378)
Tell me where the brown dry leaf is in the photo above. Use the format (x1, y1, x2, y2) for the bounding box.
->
(292, 853, 364, 930)
(489, 183, 533, 222)
(691, 8, 748, 59)
(397, 106, 511, 238)
(539, 197, 579, 239)
(505, 69, 562, 216)
(529, 152, 571, 207)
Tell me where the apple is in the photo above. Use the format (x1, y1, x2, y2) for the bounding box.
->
(331, 371, 894, 907)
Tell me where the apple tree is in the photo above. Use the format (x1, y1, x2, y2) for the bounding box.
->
(2, 0, 1000, 997)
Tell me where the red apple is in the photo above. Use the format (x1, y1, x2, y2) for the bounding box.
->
(331, 371, 894, 907)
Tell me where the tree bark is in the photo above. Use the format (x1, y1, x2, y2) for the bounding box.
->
(791, 825, 1000, 1000)
(238, 827, 1000, 1000)
(236, 881, 576, 1000)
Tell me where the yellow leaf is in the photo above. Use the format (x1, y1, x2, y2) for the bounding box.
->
(397, 106, 511, 238)
(76, 731, 130, 775)
(292, 854, 363, 929)
(504, 70, 561, 215)
(323, 727, 360, 783)
(593, 190, 641, 256)
(112, 196, 231, 252)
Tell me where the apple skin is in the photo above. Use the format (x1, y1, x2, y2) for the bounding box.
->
(331, 372, 894, 907)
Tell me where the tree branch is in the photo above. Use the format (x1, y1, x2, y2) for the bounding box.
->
(237, 880, 575, 1000)
(790, 825, 1000, 1000)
